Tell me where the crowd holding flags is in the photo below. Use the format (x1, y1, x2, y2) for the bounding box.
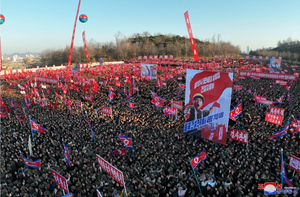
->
(1, 46, 300, 196)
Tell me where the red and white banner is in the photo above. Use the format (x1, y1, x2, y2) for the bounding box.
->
(50, 168, 69, 194)
(184, 70, 233, 137)
(133, 86, 139, 91)
(275, 80, 287, 86)
(294, 72, 299, 77)
(256, 96, 266, 101)
(238, 71, 297, 81)
(171, 100, 183, 110)
(270, 107, 284, 117)
(288, 155, 300, 174)
(66, 0, 82, 79)
(82, 31, 89, 63)
(258, 100, 274, 105)
(233, 85, 243, 90)
(74, 100, 82, 108)
(229, 128, 248, 144)
(184, 11, 199, 61)
(102, 106, 112, 115)
(265, 112, 283, 125)
(84, 95, 93, 102)
(96, 154, 124, 186)
(36, 77, 58, 84)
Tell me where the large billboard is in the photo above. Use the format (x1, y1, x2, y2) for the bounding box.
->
(270, 58, 281, 73)
(140, 64, 157, 79)
(184, 70, 233, 140)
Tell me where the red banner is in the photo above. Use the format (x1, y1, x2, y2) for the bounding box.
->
(275, 80, 287, 86)
(238, 71, 297, 81)
(265, 112, 283, 125)
(201, 124, 227, 145)
(82, 31, 89, 63)
(36, 77, 58, 84)
(256, 96, 266, 101)
(171, 100, 183, 110)
(233, 85, 243, 90)
(66, 0, 82, 79)
(50, 168, 69, 194)
(184, 11, 199, 61)
(258, 100, 274, 105)
(96, 154, 124, 186)
(74, 100, 82, 108)
(133, 86, 138, 91)
(229, 129, 248, 144)
(102, 106, 112, 115)
(288, 155, 300, 174)
(84, 95, 93, 102)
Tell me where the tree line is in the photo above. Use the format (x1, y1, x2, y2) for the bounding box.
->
(41, 32, 241, 65)
(250, 37, 300, 62)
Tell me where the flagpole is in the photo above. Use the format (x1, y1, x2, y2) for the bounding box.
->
(85, 111, 96, 142)
(189, 160, 202, 195)
(24, 107, 35, 146)
(280, 148, 283, 197)
(122, 175, 128, 196)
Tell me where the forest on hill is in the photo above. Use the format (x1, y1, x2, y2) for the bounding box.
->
(250, 37, 300, 62)
(40, 32, 241, 65)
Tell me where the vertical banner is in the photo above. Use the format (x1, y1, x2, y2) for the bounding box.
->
(82, 31, 89, 63)
(66, 0, 82, 79)
(184, 69, 233, 141)
(184, 11, 199, 61)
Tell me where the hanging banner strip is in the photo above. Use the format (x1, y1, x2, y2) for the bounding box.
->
(66, 0, 82, 78)
(184, 11, 199, 61)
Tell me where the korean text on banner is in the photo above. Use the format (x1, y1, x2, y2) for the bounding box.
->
(96, 154, 124, 186)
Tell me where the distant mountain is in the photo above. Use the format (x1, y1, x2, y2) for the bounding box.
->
(7, 52, 41, 58)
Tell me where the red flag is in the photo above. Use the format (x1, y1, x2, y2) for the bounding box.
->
(54, 101, 57, 109)
(48, 101, 52, 109)
(212, 102, 220, 108)
(30, 119, 46, 134)
(190, 151, 206, 169)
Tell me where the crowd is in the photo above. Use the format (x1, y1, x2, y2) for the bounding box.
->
(1, 61, 299, 197)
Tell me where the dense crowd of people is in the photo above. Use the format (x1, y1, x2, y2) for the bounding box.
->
(1, 60, 299, 197)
